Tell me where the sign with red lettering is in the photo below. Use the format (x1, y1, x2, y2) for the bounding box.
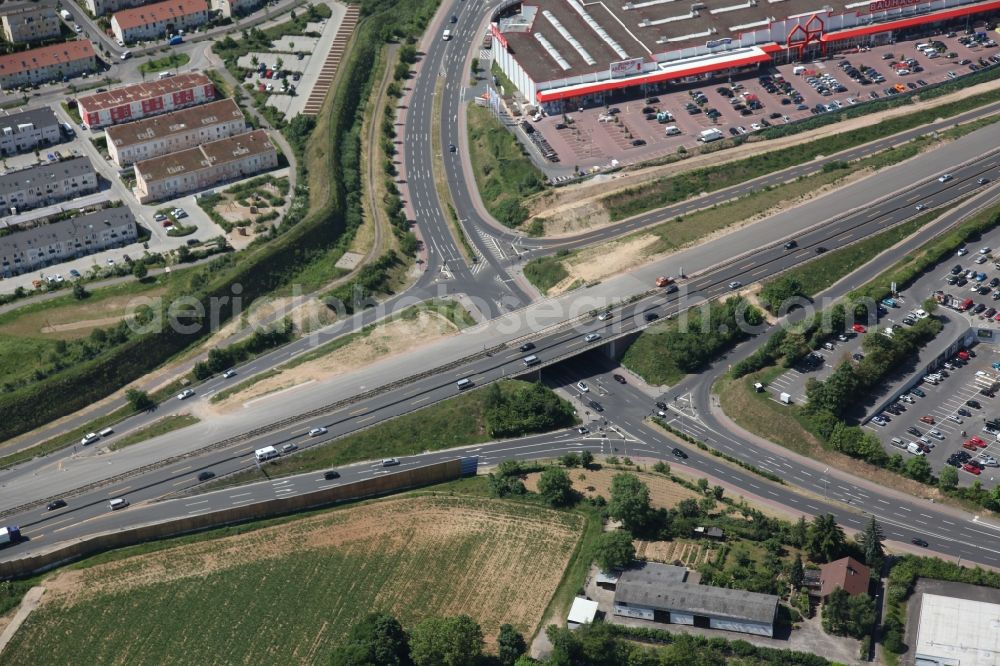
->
(609, 57, 643, 78)
(868, 0, 921, 12)
(490, 23, 508, 50)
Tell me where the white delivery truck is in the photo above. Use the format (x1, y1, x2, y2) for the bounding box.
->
(698, 128, 724, 142)
(443, 29, 452, 41)
(60, 9, 72, 20)
(254, 445, 279, 463)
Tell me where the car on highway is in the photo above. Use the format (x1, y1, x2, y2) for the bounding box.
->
(324, 470, 341, 480)
(576, 381, 589, 393)
(81, 432, 99, 446)
(815, 246, 827, 254)
(177, 388, 195, 400)
(448, 144, 456, 153)
(911, 537, 929, 547)
(450, 14, 457, 22)
(73, 23, 82, 33)
(222, 368, 237, 378)
(728, 281, 742, 289)
(613, 374, 626, 384)
(655, 401, 667, 410)
(939, 173, 953, 182)
(644, 312, 659, 322)
(109, 497, 129, 510)
(672, 448, 688, 459)
(979, 178, 990, 185)
(577, 426, 589, 435)
(47, 499, 67, 511)
(783, 240, 797, 250)
(584, 333, 601, 342)
(309, 427, 328, 437)
(598, 311, 613, 321)
(382, 458, 400, 466)
(197, 471, 215, 481)
(915, 203, 926, 211)
(519, 342, 535, 352)
(281, 444, 298, 454)
(588, 400, 604, 412)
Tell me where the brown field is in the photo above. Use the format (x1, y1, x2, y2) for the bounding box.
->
(524, 465, 702, 509)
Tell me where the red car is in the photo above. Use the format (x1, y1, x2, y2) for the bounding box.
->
(964, 440, 980, 450)
(852, 324, 867, 333)
(958, 350, 971, 361)
(964, 462, 982, 475)
(919, 415, 935, 424)
(971, 435, 987, 447)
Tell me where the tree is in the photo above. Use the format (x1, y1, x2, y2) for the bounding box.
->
(857, 516, 885, 571)
(72, 282, 88, 299)
(409, 615, 483, 666)
(579, 450, 594, 469)
(905, 454, 933, 483)
(132, 261, 148, 279)
(537, 467, 573, 507)
(331, 612, 411, 666)
(497, 624, 527, 666)
(789, 553, 804, 591)
(823, 588, 876, 638)
(806, 514, 846, 563)
(938, 464, 958, 491)
(125, 388, 153, 412)
(608, 473, 652, 533)
(791, 516, 808, 548)
(594, 529, 635, 572)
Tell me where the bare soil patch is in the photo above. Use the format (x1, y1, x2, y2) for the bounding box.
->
(524, 465, 701, 509)
(0, 286, 169, 340)
(549, 234, 659, 295)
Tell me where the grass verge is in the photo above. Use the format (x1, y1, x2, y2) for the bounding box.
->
(107, 414, 200, 451)
(523, 252, 570, 292)
(138, 53, 190, 74)
(466, 104, 545, 228)
(205, 379, 577, 488)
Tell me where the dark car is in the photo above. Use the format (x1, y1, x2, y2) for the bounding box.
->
(975, 303, 987, 314)
(644, 312, 659, 322)
(324, 470, 341, 480)
(613, 374, 626, 384)
(815, 246, 827, 254)
(952, 264, 964, 275)
(852, 353, 864, 361)
(448, 143, 456, 153)
(958, 408, 972, 417)
(519, 342, 535, 352)
(450, 14, 457, 22)
(588, 400, 604, 413)
(655, 401, 668, 411)
(911, 538, 929, 547)
(967, 400, 982, 409)
(784, 240, 797, 250)
(197, 471, 215, 482)
(672, 448, 688, 459)
(631, 139, 646, 146)
(47, 499, 67, 511)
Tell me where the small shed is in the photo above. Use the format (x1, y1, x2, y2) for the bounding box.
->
(596, 570, 620, 590)
(693, 526, 725, 540)
(568, 597, 599, 627)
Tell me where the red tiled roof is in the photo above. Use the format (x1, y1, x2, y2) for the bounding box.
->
(112, 0, 208, 31)
(819, 556, 871, 597)
(0, 40, 96, 76)
(77, 72, 212, 113)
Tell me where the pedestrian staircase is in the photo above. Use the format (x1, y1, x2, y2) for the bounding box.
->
(302, 5, 360, 116)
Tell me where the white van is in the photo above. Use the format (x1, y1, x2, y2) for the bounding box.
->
(443, 29, 452, 41)
(906, 442, 926, 456)
(916, 43, 931, 51)
(664, 125, 681, 136)
(523, 354, 540, 367)
(98, 427, 114, 437)
(254, 445, 279, 462)
(456, 378, 472, 390)
(792, 65, 807, 75)
(109, 497, 129, 510)
(158, 71, 174, 79)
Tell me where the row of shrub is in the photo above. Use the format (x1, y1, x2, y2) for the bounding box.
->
(380, 43, 420, 257)
(192, 319, 294, 380)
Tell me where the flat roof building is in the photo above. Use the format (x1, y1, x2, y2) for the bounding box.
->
(0, 106, 62, 157)
(0, 41, 98, 91)
(613, 562, 779, 637)
(567, 597, 599, 627)
(916, 593, 1000, 666)
(0, 206, 138, 277)
(491, 0, 1000, 109)
(134, 129, 277, 202)
(1, 2, 61, 45)
(111, 0, 209, 45)
(106, 98, 245, 168)
(0, 156, 98, 216)
(77, 72, 215, 129)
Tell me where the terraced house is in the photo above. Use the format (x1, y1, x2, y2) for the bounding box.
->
(84, 0, 158, 17)
(1, 2, 61, 45)
(106, 98, 245, 168)
(111, 0, 209, 44)
(0, 207, 138, 277)
(0, 41, 97, 90)
(76, 72, 216, 129)
(134, 129, 276, 203)
(0, 157, 98, 217)
(0, 107, 62, 156)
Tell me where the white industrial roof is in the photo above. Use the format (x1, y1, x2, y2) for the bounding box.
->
(568, 597, 599, 625)
(917, 593, 1000, 665)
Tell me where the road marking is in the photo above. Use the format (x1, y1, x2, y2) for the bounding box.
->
(172, 479, 189, 486)
(897, 506, 911, 512)
(185, 500, 208, 506)
(109, 486, 131, 496)
(229, 492, 251, 498)
(411, 396, 431, 405)
(172, 466, 191, 474)
(357, 414, 377, 424)
(349, 407, 368, 415)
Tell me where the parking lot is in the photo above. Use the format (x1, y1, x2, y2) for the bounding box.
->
(524, 28, 1000, 173)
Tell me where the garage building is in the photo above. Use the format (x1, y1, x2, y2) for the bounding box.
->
(613, 563, 779, 637)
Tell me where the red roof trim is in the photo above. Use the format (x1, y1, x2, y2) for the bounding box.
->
(536, 53, 772, 102)
(822, 0, 1000, 41)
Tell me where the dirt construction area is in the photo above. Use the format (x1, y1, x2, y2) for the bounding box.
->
(2, 495, 585, 664)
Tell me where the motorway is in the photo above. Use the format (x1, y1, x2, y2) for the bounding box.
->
(4, 154, 1000, 565)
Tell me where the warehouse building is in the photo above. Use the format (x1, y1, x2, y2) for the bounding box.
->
(134, 129, 276, 202)
(0, 156, 98, 216)
(0, 206, 138, 277)
(111, 0, 209, 45)
(106, 98, 245, 168)
(0, 107, 62, 157)
(490, 0, 1000, 111)
(612, 563, 779, 637)
(1, 2, 61, 45)
(0, 40, 98, 91)
(915, 593, 1000, 666)
(77, 72, 216, 129)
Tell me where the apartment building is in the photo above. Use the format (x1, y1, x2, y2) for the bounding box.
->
(1, 2, 61, 44)
(0, 41, 98, 91)
(0, 157, 98, 216)
(210, 0, 261, 18)
(84, 0, 155, 17)
(0, 207, 138, 277)
(77, 72, 215, 129)
(135, 129, 276, 203)
(0, 107, 62, 156)
(111, 0, 209, 44)
(106, 98, 244, 168)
